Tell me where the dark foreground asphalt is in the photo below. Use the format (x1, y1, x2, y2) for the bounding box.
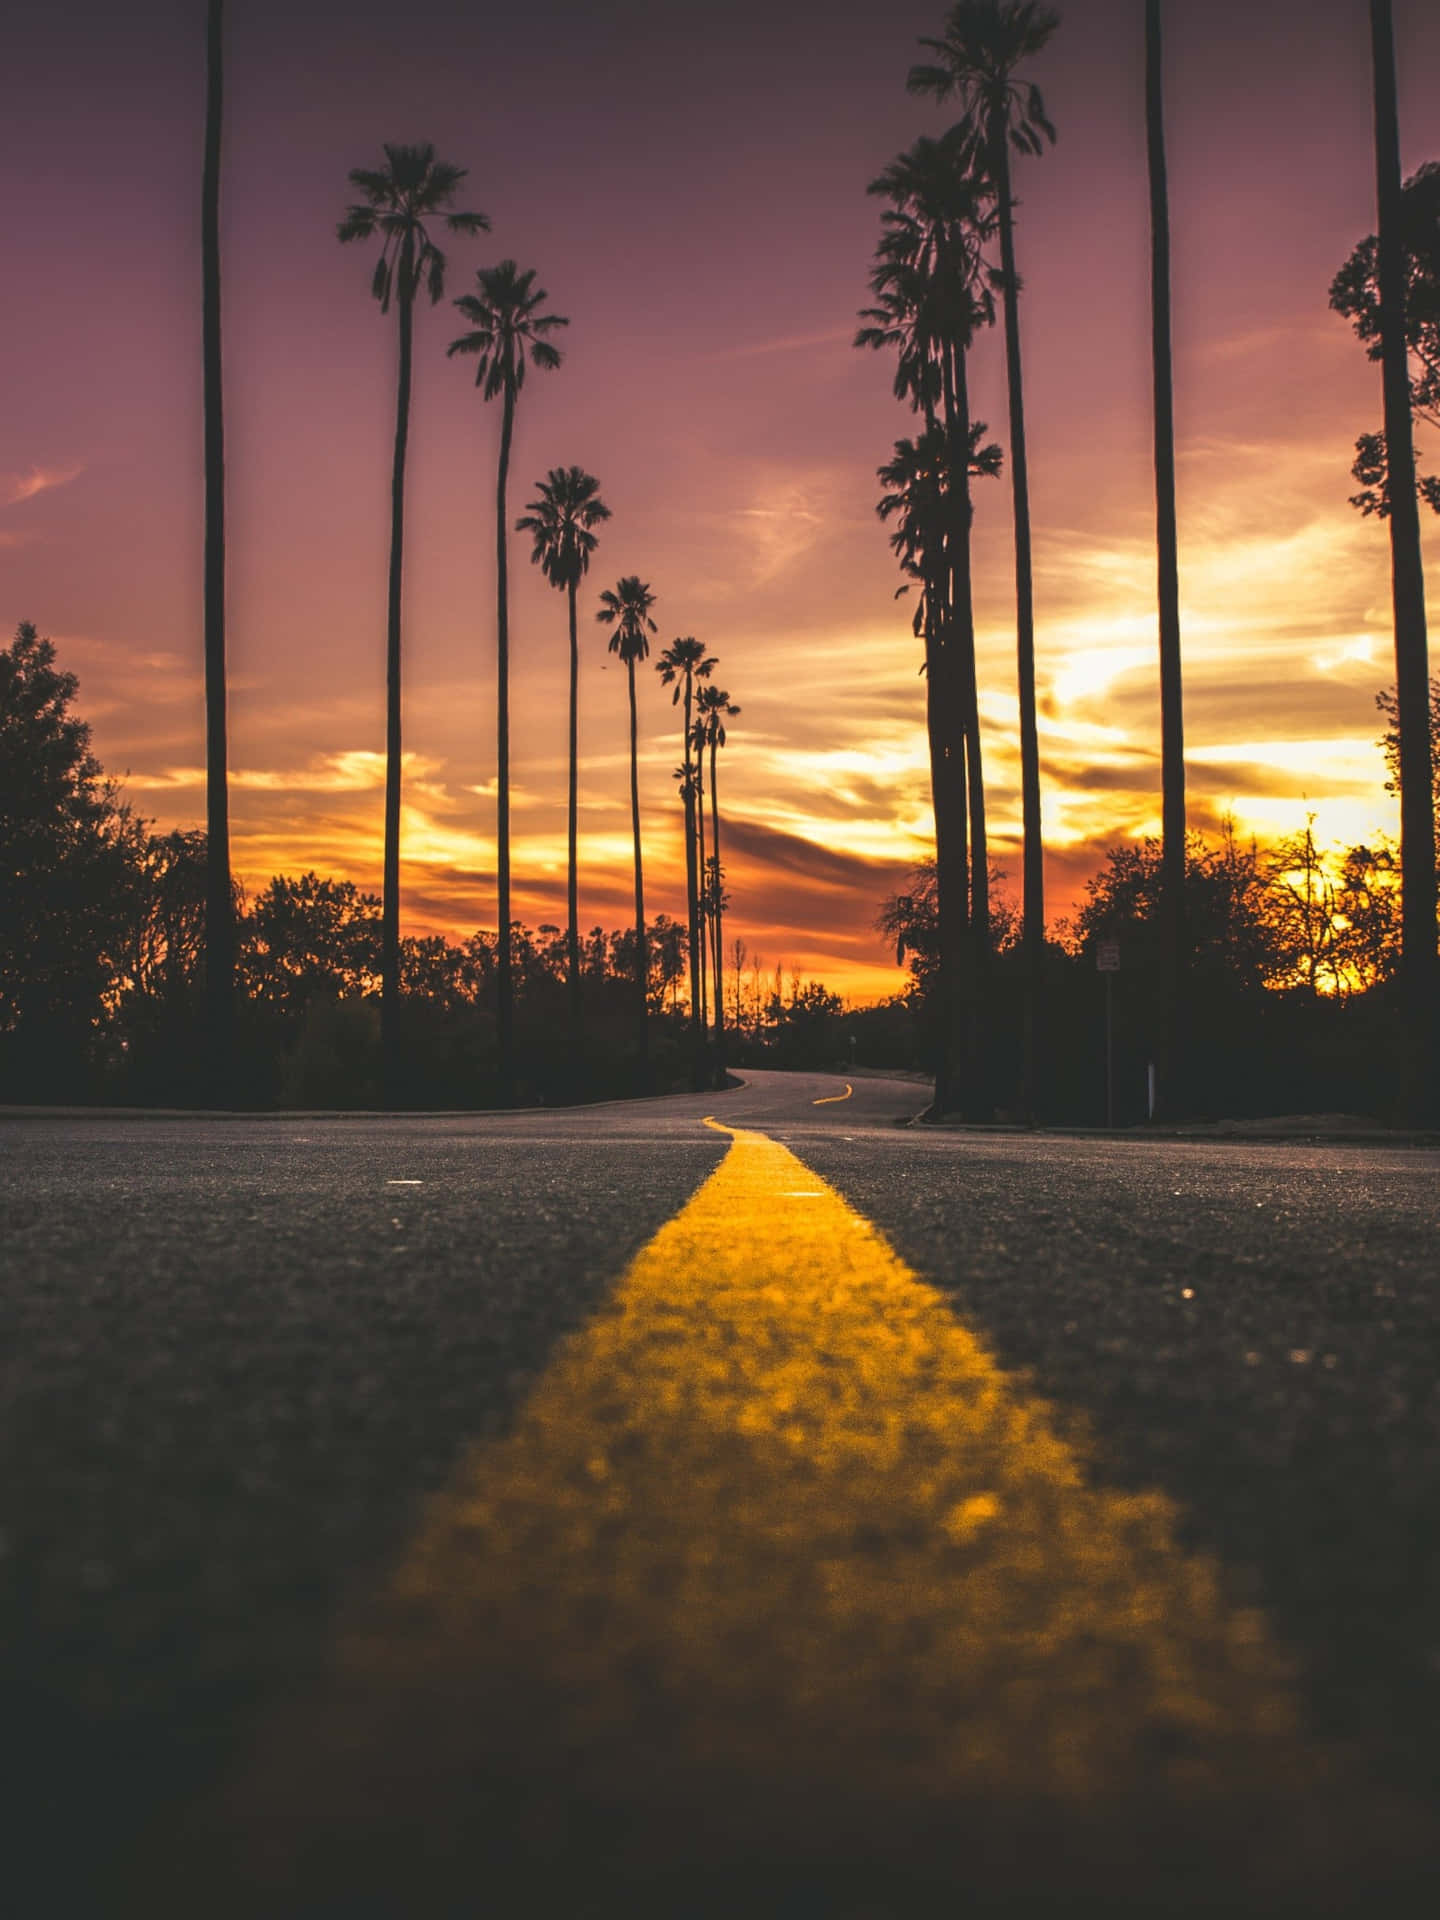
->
(2, 1071, 1438, 1917)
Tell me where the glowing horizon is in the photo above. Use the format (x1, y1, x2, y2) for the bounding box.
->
(3, 0, 1436, 1004)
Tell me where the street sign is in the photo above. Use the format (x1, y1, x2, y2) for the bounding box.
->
(1096, 940, 1121, 973)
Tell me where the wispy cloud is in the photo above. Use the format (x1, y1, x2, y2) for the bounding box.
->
(4, 462, 85, 506)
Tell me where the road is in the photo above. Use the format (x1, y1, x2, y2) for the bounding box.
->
(2, 1069, 1438, 1916)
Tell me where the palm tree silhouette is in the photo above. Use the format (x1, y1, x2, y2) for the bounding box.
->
(686, 731, 710, 1034)
(338, 143, 488, 1106)
(876, 422, 1001, 1114)
(862, 130, 998, 1115)
(596, 577, 658, 1073)
(657, 637, 716, 1086)
(696, 684, 740, 1061)
(1365, 0, 1437, 1122)
(449, 261, 568, 1103)
(516, 466, 610, 1072)
(1145, 0, 1187, 1118)
(910, 0, 1059, 1117)
(202, 0, 232, 1099)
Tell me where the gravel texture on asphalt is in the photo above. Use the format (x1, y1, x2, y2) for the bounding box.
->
(3, 1073, 1439, 1918)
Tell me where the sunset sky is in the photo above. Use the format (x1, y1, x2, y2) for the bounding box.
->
(4, 0, 1438, 1000)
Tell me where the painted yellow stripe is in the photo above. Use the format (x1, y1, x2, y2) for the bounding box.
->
(811, 1081, 853, 1105)
(205, 1120, 1374, 1900)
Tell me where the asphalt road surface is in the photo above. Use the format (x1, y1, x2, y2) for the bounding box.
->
(3, 1070, 1439, 1917)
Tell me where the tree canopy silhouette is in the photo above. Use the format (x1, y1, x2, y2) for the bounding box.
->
(0, 622, 143, 1091)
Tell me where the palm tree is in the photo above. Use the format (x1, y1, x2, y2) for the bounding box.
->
(1145, 0, 1187, 1118)
(862, 130, 999, 1115)
(697, 684, 740, 1059)
(875, 422, 1001, 1115)
(449, 262, 568, 1102)
(202, 0, 232, 1100)
(1367, 0, 1437, 1122)
(516, 467, 610, 1070)
(686, 729, 710, 1033)
(338, 143, 488, 1106)
(596, 577, 659, 1072)
(910, 0, 1060, 1117)
(657, 637, 716, 1086)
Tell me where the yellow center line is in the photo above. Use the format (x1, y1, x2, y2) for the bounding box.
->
(811, 1081, 853, 1105)
(199, 1119, 1391, 1902)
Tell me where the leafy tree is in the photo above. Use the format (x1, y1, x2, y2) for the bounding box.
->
(1376, 676, 1440, 828)
(129, 828, 211, 1005)
(449, 260, 568, 1102)
(1330, 160, 1440, 519)
(0, 623, 143, 1091)
(596, 576, 659, 1069)
(516, 466, 610, 1057)
(240, 873, 381, 1017)
(910, 0, 1060, 1115)
(338, 143, 488, 1104)
(656, 636, 716, 1085)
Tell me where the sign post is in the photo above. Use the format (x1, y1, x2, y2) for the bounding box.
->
(1096, 940, 1121, 1126)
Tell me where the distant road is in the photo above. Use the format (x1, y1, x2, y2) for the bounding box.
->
(3, 1072, 1438, 1915)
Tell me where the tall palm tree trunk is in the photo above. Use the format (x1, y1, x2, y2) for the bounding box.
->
(992, 129, 1044, 1121)
(495, 384, 515, 1103)
(565, 576, 582, 1063)
(682, 682, 705, 1087)
(1370, 0, 1437, 1124)
(928, 628, 968, 1117)
(948, 346, 989, 960)
(942, 342, 988, 1118)
(381, 249, 415, 1109)
(202, 0, 233, 1103)
(709, 738, 726, 1063)
(626, 657, 648, 1072)
(1148, 0, 1187, 1122)
(695, 770, 709, 1031)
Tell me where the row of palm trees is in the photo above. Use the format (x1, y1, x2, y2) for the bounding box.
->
(865, 0, 1433, 1123)
(858, 0, 1059, 1118)
(336, 171, 744, 1100)
(198, 6, 739, 1103)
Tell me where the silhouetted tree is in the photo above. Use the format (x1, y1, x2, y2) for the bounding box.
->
(1330, 161, 1440, 520)
(596, 576, 659, 1070)
(516, 466, 610, 1068)
(201, 0, 233, 1099)
(873, 417, 1001, 1115)
(1376, 676, 1440, 834)
(130, 828, 211, 1006)
(338, 143, 487, 1105)
(861, 125, 1002, 1117)
(696, 683, 739, 1059)
(910, 0, 1059, 1117)
(0, 623, 143, 1091)
(449, 261, 567, 1102)
(240, 873, 382, 1016)
(657, 636, 716, 1085)
(1359, 1, 1436, 1121)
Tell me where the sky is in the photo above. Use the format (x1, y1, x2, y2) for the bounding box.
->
(3, 0, 1438, 1000)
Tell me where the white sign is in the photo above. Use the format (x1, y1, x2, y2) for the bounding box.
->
(1096, 940, 1121, 973)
